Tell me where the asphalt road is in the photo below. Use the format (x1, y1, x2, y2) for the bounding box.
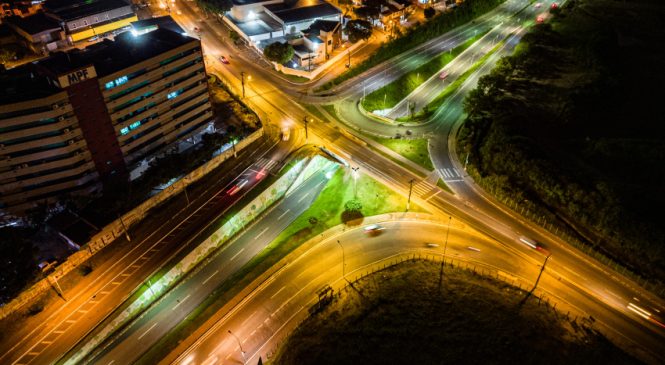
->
(1, 133, 300, 365)
(87, 164, 336, 365)
(159, 1, 665, 362)
(171, 218, 665, 365)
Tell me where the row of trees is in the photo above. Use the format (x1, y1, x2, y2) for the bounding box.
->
(458, 2, 665, 282)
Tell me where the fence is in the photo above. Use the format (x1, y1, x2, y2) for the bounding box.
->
(262, 253, 652, 364)
(0, 128, 265, 320)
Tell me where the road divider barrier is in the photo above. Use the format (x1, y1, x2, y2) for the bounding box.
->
(0, 128, 265, 321)
(65, 155, 339, 364)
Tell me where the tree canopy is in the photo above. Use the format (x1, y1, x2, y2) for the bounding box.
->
(263, 42, 295, 64)
(424, 7, 435, 19)
(196, 0, 233, 14)
(345, 19, 373, 43)
(353, 6, 380, 19)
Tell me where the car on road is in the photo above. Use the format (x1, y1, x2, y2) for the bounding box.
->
(439, 71, 448, 80)
(281, 127, 290, 141)
(220, 55, 229, 64)
(534, 2, 542, 8)
(364, 224, 385, 234)
(519, 237, 549, 254)
(227, 179, 248, 195)
(88, 36, 99, 42)
(536, 15, 545, 23)
(426, 243, 439, 248)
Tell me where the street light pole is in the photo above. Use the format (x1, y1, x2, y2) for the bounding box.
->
(228, 330, 247, 365)
(351, 166, 359, 198)
(240, 71, 246, 99)
(337, 240, 346, 278)
(407, 178, 415, 211)
(232, 137, 237, 157)
(303, 116, 309, 139)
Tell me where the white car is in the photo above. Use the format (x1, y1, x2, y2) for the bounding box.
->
(364, 224, 385, 233)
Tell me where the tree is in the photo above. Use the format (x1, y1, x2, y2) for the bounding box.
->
(0, 46, 17, 64)
(263, 42, 295, 64)
(353, 6, 380, 20)
(229, 30, 240, 43)
(345, 19, 373, 43)
(424, 7, 435, 19)
(196, 0, 233, 14)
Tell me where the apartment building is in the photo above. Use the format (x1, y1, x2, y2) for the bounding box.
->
(0, 67, 99, 212)
(1, 28, 213, 213)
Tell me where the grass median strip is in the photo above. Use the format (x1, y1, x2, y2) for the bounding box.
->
(361, 30, 490, 113)
(135, 169, 426, 364)
(366, 136, 434, 171)
(397, 40, 504, 124)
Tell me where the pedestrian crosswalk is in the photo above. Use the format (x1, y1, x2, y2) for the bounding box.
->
(439, 167, 463, 182)
(412, 180, 437, 199)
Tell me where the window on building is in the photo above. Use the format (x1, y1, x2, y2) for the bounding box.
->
(167, 90, 182, 100)
(71, 23, 77, 29)
(94, 16, 99, 23)
(83, 20, 88, 25)
(105, 75, 129, 89)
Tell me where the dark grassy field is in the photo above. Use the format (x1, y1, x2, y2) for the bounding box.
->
(273, 260, 639, 365)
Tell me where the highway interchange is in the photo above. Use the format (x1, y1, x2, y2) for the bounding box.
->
(2, 0, 664, 364)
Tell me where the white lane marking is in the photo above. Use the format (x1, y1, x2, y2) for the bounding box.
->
(277, 209, 290, 220)
(255, 227, 270, 240)
(53, 330, 65, 334)
(107, 361, 115, 365)
(230, 248, 245, 261)
(137, 323, 158, 340)
(202, 271, 219, 285)
(297, 192, 311, 203)
(271, 286, 286, 299)
(173, 294, 191, 311)
(65, 320, 75, 323)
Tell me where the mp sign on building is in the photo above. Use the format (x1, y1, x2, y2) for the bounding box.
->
(57, 66, 98, 88)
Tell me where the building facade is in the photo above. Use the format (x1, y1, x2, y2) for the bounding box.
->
(0, 28, 213, 213)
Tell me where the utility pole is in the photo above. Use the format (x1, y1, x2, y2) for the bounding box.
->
(464, 152, 469, 171)
(438, 215, 452, 293)
(232, 137, 237, 157)
(228, 330, 247, 365)
(118, 214, 131, 242)
(303, 116, 310, 139)
(240, 71, 246, 99)
(532, 254, 552, 292)
(407, 178, 415, 211)
(347, 49, 351, 68)
(184, 185, 190, 206)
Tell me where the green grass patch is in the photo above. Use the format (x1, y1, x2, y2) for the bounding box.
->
(134, 163, 425, 364)
(303, 104, 326, 122)
(367, 136, 434, 171)
(321, 104, 338, 120)
(274, 260, 640, 365)
(437, 178, 453, 194)
(361, 31, 489, 112)
(278, 71, 310, 83)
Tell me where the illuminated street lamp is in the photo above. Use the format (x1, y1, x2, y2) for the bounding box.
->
(351, 166, 359, 198)
(228, 330, 247, 365)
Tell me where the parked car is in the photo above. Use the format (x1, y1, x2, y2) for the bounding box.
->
(220, 55, 230, 64)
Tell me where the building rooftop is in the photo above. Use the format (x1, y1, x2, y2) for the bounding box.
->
(227, 11, 282, 37)
(37, 28, 197, 78)
(44, 0, 131, 22)
(304, 19, 338, 33)
(0, 65, 62, 105)
(5, 12, 60, 35)
(265, 0, 340, 24)
(231, 0, 274, 5)
(130, 15, 185, 35)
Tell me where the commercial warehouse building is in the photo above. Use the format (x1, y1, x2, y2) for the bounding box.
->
(0, 28, 213, 213)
